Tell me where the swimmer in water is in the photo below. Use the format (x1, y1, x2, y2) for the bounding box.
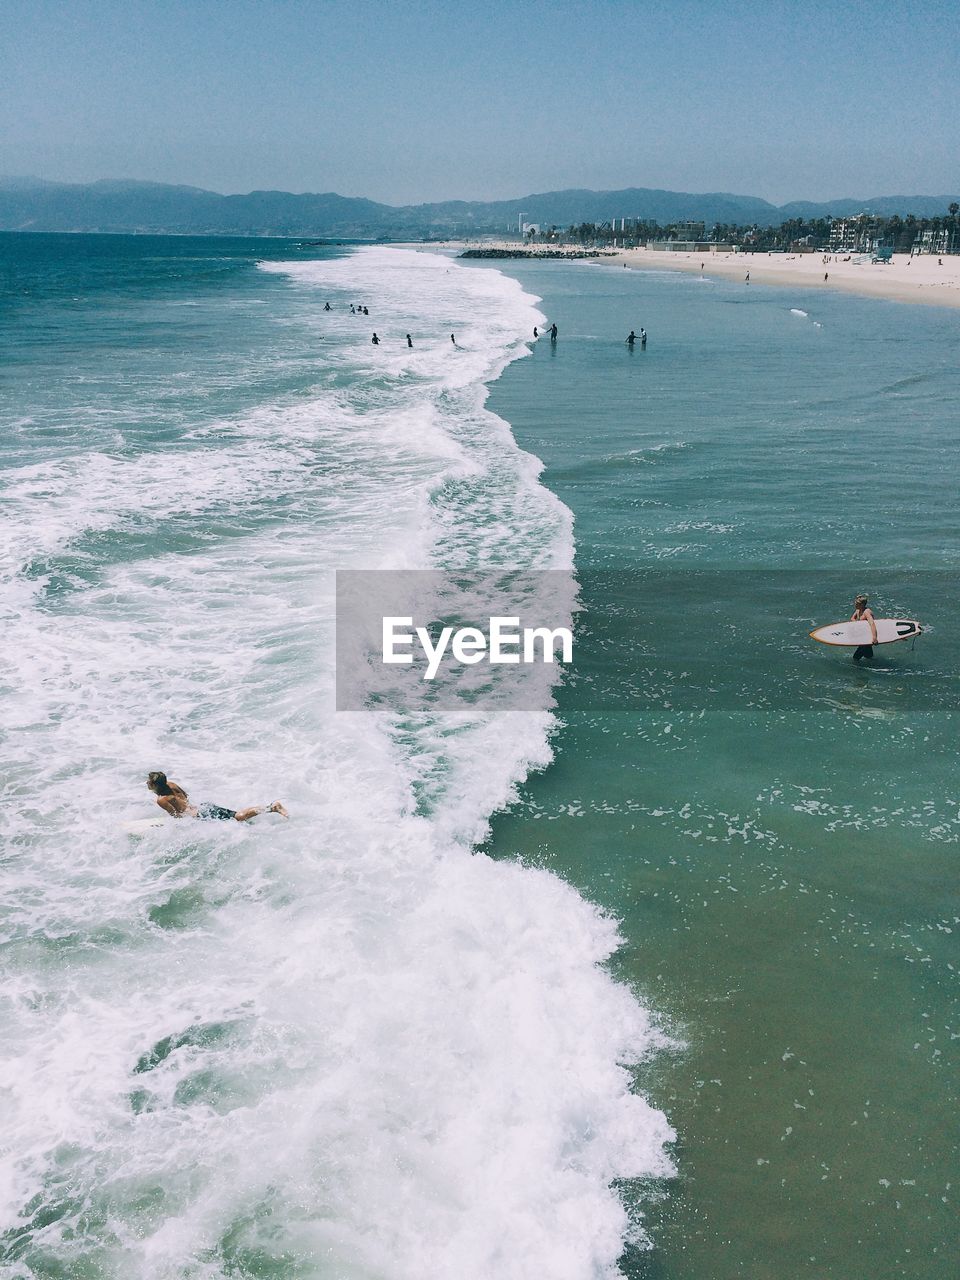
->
(549, 323, 558, 341)
(850, 594, 877, 663)
(147, 772, 288, 822)
(372, 333, 380, 345)
(626, 330, 637, 347)
(451, 333, 456, 345)
(406, 333, 413, 348)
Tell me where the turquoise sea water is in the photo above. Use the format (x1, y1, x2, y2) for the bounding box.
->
(482, 258, 959, 1278)
(0, 234, 956, 1280)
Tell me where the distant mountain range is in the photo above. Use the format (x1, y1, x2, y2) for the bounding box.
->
(1, 177, 957, 236)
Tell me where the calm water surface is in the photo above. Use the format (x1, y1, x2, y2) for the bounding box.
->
(484, 257, 959, 1279)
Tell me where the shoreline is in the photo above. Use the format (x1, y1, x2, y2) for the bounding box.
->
(411, 239, 960, 309)
(597, 246, 960, 309)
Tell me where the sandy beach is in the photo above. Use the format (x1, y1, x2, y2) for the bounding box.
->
(418, 240, 960, 309)
(599, 246, 960, 309)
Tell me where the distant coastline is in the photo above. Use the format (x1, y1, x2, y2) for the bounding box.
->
(2, 176, 959, 238)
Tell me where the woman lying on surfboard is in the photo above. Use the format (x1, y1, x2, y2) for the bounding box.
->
(851, 594, 878, 663)
(146, 772, 288, 822)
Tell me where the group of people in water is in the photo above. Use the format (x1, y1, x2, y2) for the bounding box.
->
(323, 299, 459, 349)
(326, 304, 651, 355)
(532, 323, 559, 342)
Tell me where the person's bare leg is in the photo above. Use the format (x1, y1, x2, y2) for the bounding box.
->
(233, 801, 289, 823)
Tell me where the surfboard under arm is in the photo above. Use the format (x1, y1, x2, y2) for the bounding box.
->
(809, 618, 922, 647)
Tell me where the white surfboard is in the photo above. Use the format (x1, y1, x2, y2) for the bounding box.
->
(122, 817, 167, 836)
(809, 618, 922, 647)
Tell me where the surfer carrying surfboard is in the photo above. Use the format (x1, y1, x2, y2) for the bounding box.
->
(146, 772, 288, 822)
(850, 594, 878, 663)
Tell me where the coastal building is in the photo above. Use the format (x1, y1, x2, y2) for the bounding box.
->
(829, 216, 882, 253)
(672, 221, 706, 240)
(911, 227, 951, 255)
(646, 240, 737, 253)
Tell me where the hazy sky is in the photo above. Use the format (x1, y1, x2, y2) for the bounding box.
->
(2, 0, 957, 205)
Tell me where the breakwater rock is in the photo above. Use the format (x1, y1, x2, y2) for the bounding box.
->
(459, 248, 610, 260)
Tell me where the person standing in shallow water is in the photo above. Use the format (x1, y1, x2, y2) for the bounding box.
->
(626, 330, 637, 348)
(851, 594, 877, 663)
(371, 333, 380, 345)
(146, 772, 288, 822)
(550, 323, 558, 341)
(406, 334, 413, 348)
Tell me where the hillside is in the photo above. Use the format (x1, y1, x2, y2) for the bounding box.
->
(0, 177, 957, 236)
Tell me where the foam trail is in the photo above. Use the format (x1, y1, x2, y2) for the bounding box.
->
(0, 245, 673, 1278)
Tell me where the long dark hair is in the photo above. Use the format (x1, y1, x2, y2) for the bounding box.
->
(147, 771, 174, 796)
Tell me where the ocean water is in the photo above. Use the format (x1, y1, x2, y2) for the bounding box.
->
(1, 234, 956, 1280)
(0, 236, 672, 1280)
(480, 258, 959, 1278)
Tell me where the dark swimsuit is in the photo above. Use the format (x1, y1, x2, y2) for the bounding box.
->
(852, 610, 874, 662)
(197, 803, 237, 821)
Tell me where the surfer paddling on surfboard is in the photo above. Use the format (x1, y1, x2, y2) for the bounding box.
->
(146, 772, 288, 822)
(850, 594, 878, 663)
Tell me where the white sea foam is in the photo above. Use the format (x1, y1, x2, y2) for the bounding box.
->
(0, 247, 673, 1277)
